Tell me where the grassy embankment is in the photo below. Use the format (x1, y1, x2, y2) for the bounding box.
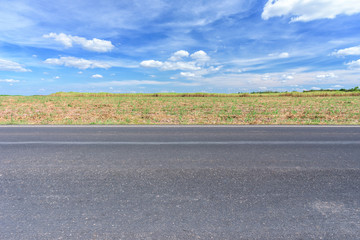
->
(0, 90, 359, 124)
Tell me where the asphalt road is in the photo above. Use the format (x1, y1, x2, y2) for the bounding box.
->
(1, 126, 360, 239)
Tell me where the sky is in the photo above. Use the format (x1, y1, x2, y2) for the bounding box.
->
(1, 0, 360, 95)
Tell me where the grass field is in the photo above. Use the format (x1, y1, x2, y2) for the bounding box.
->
(0, 91, 359, 124)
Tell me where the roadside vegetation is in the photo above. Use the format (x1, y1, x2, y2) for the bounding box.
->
(0, 88, 359, 124)
(50, 87, 360, 98)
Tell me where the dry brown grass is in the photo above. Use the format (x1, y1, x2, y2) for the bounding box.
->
(0, 95, 359, 124)
(50, 91, 360, 98)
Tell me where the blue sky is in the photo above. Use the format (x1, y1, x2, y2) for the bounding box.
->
(1, 0, 360, 95)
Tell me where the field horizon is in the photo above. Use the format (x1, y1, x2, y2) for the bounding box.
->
(3, 87, 360, 97)
(0, 89, 359, 125)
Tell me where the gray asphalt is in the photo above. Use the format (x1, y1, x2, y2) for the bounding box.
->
(0, 126, 360, 239)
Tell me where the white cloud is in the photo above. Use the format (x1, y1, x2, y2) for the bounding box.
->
(197, 66, 222, 76)
(161, 61, 200, 71)
(0, 79, 20, 83)
(0, 58, 31, 72)
(43, 33, 73, 47)
(229, 52, 294, 71)
(278, 52, 289, 58)
(180, 72, 196, 77)
(43, 33, 115, 52)
(178, 65, 222, 79)
(311, 87, 321, 90)
(332, 45, 360, 56)
(268, 52, 290, 58)
(262, 0, 360, 22)
(140, 60, 163, 68)
(54, 76, 60, 79)
(140, 50, 221, 80)
(262, 74, 271, 81)
(92, 74, 103, 78)
(346, 59, 360, 69)
(168, 50, 190, 61)
(316, 73, 337, 79)
(90, 80, 171, 87)
(140, 59, 200, 71)
(190, 50, 210, 62)
(141, 51, 211, 71)
(194, 69, 359, 89)
(161, 1, 253, 28)
(74, 37, 114, 52)
(44, 56, 111, 69)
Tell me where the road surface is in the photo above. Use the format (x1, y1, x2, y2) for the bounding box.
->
(0, 126, 360, 239)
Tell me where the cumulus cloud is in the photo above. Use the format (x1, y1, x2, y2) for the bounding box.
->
(44, 56, 111, 69)
(332, 45, 360, 56)
(161, 61, 200, 71)
(168, 50, 189, 61)
(179, 66, 222, 79)
(140, 50, 210, 70)
(43, 33, 115, 52)
(140, 60, 163, 68)
(262, 0, 360, 22)
(140, 50, 221, 79)
(0, 79, 20, 83)
(91, 74, 103, 78)
(190, 50, 210, 62)
(0, 58, 31, 72)
(43, 33, 73, 47)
